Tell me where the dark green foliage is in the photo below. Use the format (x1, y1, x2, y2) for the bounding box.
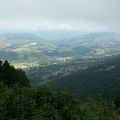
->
(114, 97, 120, 109)
(0, 60, 29, 86)
(0, 60, 119, 119)
(0, 83, 119, 120)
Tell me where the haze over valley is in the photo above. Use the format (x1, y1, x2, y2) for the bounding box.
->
(0, 0, 120, 119)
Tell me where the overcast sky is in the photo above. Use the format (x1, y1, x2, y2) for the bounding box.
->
(0, 0, 120, 32)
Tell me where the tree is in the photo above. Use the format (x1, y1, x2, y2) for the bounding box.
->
(0, 60, 30, 87)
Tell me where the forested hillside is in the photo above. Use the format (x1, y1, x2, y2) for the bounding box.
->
(47, 55, 120, 98)
(0, 60, 120, 120)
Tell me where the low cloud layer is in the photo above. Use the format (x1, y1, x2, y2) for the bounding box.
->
(0, 0, 120, 32)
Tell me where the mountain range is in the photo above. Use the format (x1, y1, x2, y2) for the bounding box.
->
(1, 31, 120, 68)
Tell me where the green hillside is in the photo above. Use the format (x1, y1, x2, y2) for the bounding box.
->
(47, 55, 120, 98)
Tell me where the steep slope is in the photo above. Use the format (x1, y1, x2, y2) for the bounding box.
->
(47, 55, 120, 98)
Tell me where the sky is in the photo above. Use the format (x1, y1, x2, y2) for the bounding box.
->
(0, 0, 120, 32)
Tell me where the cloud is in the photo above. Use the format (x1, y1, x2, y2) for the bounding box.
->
(0, 0, 120, 32)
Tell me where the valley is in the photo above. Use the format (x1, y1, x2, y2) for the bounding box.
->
(1, 32, 120, 69)
(1, 31, 120, 98)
